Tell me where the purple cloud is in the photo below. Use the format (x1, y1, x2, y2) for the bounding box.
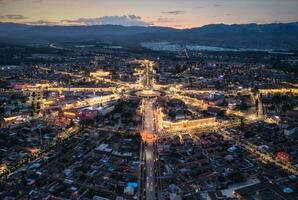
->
(0, 14, 28, 20)
(61, 15, 151, 26)
(26, 20, 58, 25)
(161, 10, 185, 15)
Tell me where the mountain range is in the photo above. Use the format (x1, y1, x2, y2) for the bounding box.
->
(0, 22, 298, 50)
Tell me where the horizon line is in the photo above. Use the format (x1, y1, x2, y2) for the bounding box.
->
(0, 21, 298, 30)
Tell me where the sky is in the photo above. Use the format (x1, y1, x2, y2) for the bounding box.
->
(0, 0, 298, 28)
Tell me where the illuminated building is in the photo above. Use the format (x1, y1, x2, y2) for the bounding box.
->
(90, 71, 111, 78)
(156, 107, 217, 133)
(276, 151, 291, 162)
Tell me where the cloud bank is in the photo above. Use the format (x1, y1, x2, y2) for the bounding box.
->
(60, 15, 151, 26)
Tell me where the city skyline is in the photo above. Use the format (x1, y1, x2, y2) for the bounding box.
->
(0, 0, 297, 28)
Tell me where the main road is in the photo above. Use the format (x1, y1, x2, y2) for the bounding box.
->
(143, 98, 156, 200)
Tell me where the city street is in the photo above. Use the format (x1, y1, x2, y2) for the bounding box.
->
(143, 98, 156, 200)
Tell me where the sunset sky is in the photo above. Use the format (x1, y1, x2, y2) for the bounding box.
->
(0, 0, 297, 28)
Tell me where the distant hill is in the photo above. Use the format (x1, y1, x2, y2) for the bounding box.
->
(0, 22, 297, 50)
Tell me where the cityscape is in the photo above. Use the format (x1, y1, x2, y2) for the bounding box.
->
(0, 0, 298, 200)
